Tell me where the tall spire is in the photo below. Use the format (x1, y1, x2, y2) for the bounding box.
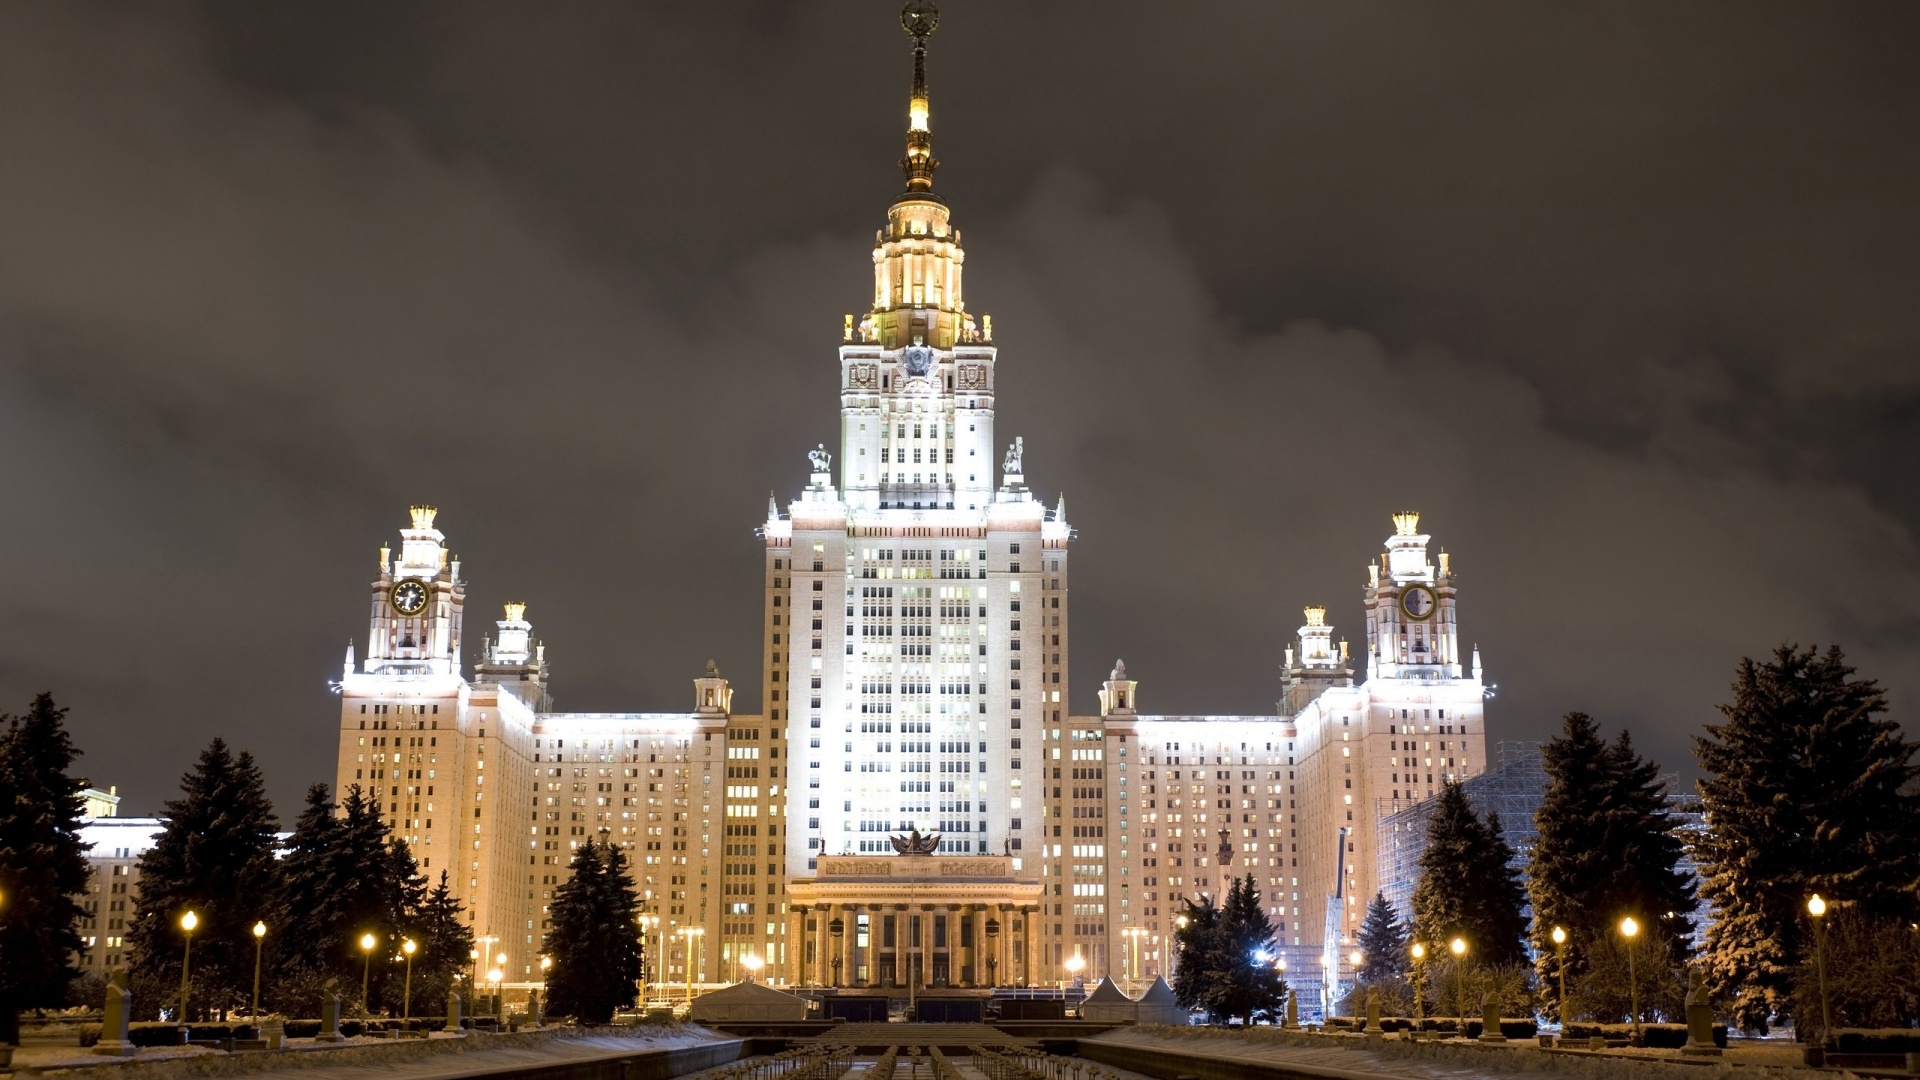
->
(899, 1, 940, 196)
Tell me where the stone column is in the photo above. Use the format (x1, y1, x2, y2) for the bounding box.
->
(791, 906, 808, 986)
(891, 905, 908, 987)
(1023, 906, 1036, 987)
(853, 904, 867, 986)
(919, 904, 933, 989)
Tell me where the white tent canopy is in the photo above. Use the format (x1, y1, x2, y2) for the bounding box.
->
(688, 980, 809, 1022)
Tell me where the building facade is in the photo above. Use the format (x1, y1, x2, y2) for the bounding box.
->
(327, 6, 1492, 1016)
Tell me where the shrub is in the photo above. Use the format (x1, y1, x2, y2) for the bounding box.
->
(1827, 1029, 1920, 1054)
(1562, 1021, 1727, 1048)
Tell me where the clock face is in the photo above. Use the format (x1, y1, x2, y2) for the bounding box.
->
(390, 580, 429, 617)
(1400, 585, 1437, 621)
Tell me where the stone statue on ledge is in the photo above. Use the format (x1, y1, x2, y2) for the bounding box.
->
(890, 828, 941, 856)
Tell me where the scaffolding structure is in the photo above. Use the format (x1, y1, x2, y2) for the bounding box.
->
(1375, 741, 1546, 921)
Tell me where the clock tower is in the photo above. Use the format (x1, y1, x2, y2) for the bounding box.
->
(363, 505, 465, 676)
(1363, 512, 1462, 679)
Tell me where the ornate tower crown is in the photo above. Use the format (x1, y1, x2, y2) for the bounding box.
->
(899, 1, 940, 196)
(1392, 511, 1421, 537)
(1303, 605, 1327, 627)
(410, 505, 439, 530)
(503, 602, 526, 622)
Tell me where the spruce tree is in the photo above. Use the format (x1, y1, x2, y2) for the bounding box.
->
(1170, 893, 1222, 1014)
(0, 694, 92, 1043)
(407, 871, 473, 1010)
(273, 784, 423, 1014)
(1357, 892, 1410, 981)
(543, 837, 642, 1024)
(276, 785, 347, 983)
(1529, 713, 1695, 1019)
(1215, 875, 1288, 1024)
(126, 739, 282, 1020)
(1411, 781, 1528, 967)
(1695, 644, 1920, 1032)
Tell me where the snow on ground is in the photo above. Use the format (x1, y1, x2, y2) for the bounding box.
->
(6, 1024, 734, 1079)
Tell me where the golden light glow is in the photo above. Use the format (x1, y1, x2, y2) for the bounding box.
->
(488, 968, 503, 983)
(253, 921, 266, 939)
(1449, 937, 1466, 957)
(1350, 949, 1363, 967)
(402, 939, 417, 956)
(1808, 894, 1827, 917)
(1619, 916, 1639, 938)
(1550, 926, 1566, 945)
(742, 954, 765, 973)
(360, 932, 377, 952)
(181, 911, 199, 932)
(910, 97, 929, 132)
(1064, 953, 1086, 973)
(1410, 942, 1425, 960)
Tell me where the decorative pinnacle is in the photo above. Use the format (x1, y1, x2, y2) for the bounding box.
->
(1303, 605, 1327, 628)
(409, 505, 439, 530)
(1392, 511, 1421, 536)
(899, 1, 939, 194)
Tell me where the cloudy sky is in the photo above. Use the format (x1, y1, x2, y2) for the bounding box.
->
(1, 2, 1915, 815)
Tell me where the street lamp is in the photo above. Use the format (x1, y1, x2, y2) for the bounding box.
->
(1449, 937, 1468, 1033)
(250, 922, 267, 1024)
(1063, 952, 1086, 998)
(358, 933, 378, 1014)
(1549, 926, 1568, 1027)
(742, 953, 764, 983)
(401, 939, 417, 1028)
(636, 914, 658, 1004)
(1410, 943, 1426, 1025)
(1619, 917, 1641, 1038)
(488, 967, 503, 1018)
(679, 926, 706, 1007)
(1808, 894, 1832, 1044)
(178, 910, 199, 1031)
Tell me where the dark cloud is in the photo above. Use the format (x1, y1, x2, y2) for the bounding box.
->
(0, 2, 1914, 813)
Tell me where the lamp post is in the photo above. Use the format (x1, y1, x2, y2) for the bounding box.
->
(679, 926, 705, 1007)
(1618, 917, 1641, 1038)
(1410, 943, 1426, 1026)
(636, 914, 658, 1005)
(401, 939, 417, 1027)
(251, 921, 267, 1023)
(742, 953, 764, 984)
(1122, 927, 1146, 990)
(178, 910, 199, 1031)
(1808, 894, 1832, 1044)
(488, 967, 503, 1020)
(1549, 926, 1568, 1028)
(1448, 937, 1467, 1033)
(357, 933, 378, 1014)
(1063, 952, 1085, 999)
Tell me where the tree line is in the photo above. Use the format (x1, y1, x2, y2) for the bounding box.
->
(0, 699, 472, 1036)
(1351, 643, 1920, 1034)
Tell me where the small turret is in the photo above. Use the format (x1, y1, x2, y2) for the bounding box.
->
(1098, 659, 1137, 717)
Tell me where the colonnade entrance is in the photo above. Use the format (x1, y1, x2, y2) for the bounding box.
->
(787, 852, 1043, 989)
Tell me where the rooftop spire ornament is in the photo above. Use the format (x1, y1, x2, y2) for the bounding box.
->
(899, 1, 940, 196)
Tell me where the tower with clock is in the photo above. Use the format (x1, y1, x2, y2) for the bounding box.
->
(362, 505, 466, 676)
(1364, 511, 1463, 679)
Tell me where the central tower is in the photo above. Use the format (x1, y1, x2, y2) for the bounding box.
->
(760, 0, 1068, 987)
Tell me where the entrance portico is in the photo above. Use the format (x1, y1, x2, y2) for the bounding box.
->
(788, 851, 1042, 989)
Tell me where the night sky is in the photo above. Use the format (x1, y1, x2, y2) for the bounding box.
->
(2, 2, 1915, 816)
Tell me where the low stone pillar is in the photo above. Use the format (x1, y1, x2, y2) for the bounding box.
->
(446, 991, 463, 1031)
(95, 970, 136, 1056)
(260, 1018, 285, 1050)
(315, 995, 344, 1042)
(1283, 992, 1298, 1029)
(1364, 986, 1383, 1035)
(527, 989, 543, 1028)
